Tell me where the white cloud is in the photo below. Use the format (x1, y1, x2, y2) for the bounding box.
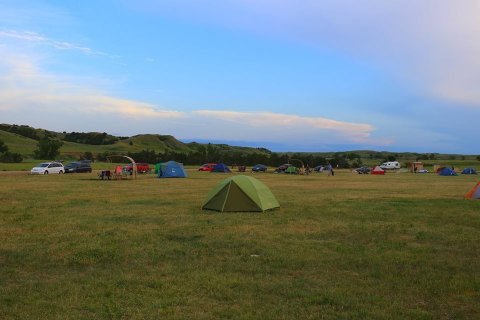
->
(0, 50, 185, 120)
(0, 47, 382, 149)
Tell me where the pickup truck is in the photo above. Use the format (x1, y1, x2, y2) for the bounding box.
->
(126, 163, 150, 173)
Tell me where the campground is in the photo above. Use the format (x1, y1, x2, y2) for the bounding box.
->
(0, 167, 479, 319)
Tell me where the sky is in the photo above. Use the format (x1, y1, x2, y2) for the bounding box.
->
(1, 0, 479, 154)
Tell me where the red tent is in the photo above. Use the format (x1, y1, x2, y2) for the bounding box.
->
(371, 165, 385, 175)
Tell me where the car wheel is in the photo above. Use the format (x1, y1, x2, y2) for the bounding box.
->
(59, 170, 63, 174)
(44, 171, 48, 175)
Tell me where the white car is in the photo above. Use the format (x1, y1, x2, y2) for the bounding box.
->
(379, 161, 401, 170)
(30, 162, 65, 175)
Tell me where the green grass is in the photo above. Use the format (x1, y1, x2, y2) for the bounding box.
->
(0, 169, 479, 319)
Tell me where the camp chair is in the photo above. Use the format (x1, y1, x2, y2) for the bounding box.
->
(113, 165, 123, 179)
(98, 170, 111, 180)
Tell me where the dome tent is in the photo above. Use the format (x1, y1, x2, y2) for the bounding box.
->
(466, 182, 480, 199)
(211, 163, 232, 173)
(438, 167, 457, 176)
(371, 166, 385, 175)
(157, 161, 187, 178)
(461, 168, 477, 174)
(202, 175, 280, 212)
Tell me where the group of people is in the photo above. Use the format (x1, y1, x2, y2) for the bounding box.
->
(303, 163, 335, 176)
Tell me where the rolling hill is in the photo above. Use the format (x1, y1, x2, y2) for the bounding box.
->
(0, 124, 271, 159)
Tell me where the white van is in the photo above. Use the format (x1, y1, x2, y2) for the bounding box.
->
(380, 161, 401, 170)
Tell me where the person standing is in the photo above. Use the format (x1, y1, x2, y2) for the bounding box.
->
(327, 163, 333, 176)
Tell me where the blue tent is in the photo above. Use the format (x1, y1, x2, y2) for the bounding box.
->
(461, 168, 477, 174)
(211, 163, 231, 173)
(158, 161, 187, 178)
(438, 167, 457, 176)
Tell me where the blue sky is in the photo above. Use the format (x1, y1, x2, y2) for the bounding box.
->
(1, 0, 479, 153)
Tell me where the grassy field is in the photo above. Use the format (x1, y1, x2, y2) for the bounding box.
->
(0, 169, 479, 319)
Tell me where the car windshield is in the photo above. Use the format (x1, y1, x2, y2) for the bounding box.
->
(66, 163, 79, 167)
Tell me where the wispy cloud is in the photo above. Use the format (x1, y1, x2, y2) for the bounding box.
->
(194, 110, 373, 142)
(0, 29, 110, 57)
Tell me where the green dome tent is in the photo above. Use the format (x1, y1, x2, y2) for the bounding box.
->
(202, 175, 280, 212)
(284, 166, 298, 174)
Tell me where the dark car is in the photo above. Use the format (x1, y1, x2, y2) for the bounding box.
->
(353, 166, 371, 174)
(64, 161, 92, 173)
(274, 163, 292, 173)
(252, 164, 267, 172)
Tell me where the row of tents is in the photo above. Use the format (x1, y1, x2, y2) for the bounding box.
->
(150, 161, 480, 211)
(437, 167, 477, 176)
(155, 161, 478, 178)
(155, 161, 233, 177)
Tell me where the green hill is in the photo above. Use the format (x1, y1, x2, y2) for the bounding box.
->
(0, 130, 38, 154)
(0, 125, 271, 159)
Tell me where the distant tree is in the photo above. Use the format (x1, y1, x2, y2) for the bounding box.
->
(0, 139, 23, 163)
(0, 151, 23, 163)
(34, 136, 63, 159)
(82, 152, 94, 161)
(346, 153, 361, 161)
(461, 156, 465, 160)
(351, 159, 363, 168)
(477, 155, 480, 161)
(0, 140, 7, 153)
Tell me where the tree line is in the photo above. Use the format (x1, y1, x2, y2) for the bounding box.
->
(94, 147, 366, 168)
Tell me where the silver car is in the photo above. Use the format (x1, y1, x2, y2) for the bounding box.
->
(30, 162, 65, 175)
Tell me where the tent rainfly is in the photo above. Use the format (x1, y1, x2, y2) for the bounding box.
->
(466, 182, 480, 199)
(371, 166, 385, 175)
(157, 161, 187, 178)
(211, 163, 232, 173)
(438, 167, 457, 176)
(202, 175, 280, 212)
(462, 168, 477, 175)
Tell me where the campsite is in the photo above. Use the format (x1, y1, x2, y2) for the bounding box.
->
(1, 165, 479, 319)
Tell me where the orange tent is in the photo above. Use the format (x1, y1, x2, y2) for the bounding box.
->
(466, 182, 480, 199)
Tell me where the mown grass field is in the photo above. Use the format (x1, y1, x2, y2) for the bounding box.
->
(1, 168, 479, 319)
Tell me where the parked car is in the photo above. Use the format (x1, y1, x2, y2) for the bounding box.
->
(64, 160, 92, 173)
(353, 166, 371, 174)
(198, 163, 216, 171)
(126, 163, 150, 173)
(30, 162, 64, 175)
(252, 164, 267, 172)
(313, 165, 324, 172)
(274, 163, 292, 173)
